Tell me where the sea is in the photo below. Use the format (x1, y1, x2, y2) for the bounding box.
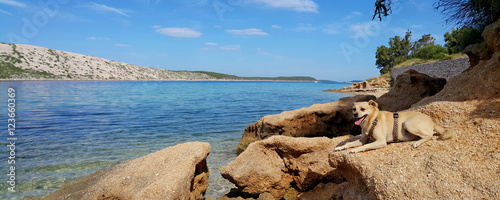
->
(0, 80, 351, 199)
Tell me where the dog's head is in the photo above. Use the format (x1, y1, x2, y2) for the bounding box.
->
(352, 100, 379, 126)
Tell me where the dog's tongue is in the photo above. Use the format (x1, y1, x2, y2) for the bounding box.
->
(355, 117, 364, 125)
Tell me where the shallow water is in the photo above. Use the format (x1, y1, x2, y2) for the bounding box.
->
(0, 81, 350, 199)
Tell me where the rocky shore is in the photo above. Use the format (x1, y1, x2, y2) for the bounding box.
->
(323, 75, 391, 98)
(37, 21, 500, 200)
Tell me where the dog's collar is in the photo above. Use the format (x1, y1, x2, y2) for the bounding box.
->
(368, 117, 378, 139)
(392, 112, 399, 142)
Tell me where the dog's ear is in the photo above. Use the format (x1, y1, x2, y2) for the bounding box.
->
(368, 100, 378, 108)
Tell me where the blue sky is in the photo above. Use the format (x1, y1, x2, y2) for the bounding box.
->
(1, 0, 453, 81)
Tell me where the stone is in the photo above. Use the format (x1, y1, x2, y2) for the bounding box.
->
(297, 182, 347, 200)
(236, 95, 376, 154)
(376, 69, 446, 112)
(40, 142, 211, 200)
(221, 136, 348, 199)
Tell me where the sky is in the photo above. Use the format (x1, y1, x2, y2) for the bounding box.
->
(0, 0, 455, 81)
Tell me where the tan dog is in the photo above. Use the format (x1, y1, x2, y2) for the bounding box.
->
(335, 100, 455, 153)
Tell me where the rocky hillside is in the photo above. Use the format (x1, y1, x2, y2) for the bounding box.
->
(0, 43, 215, 80)
(0, 43, 317, 81)
(391, 57, 469, 81)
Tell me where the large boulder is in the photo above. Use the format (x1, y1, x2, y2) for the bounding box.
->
(418, 20, 500, 105)
(236, 95, 376, 154)
(465, 19, 500, 67)
(221, 136, 348, 199)
(40, 142, 211, 200)
(376, 69, 446, 112)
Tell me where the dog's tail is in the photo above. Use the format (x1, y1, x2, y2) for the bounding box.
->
(434, 124, 456, 140)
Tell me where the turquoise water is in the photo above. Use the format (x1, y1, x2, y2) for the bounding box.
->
(0, 81, 351, 199)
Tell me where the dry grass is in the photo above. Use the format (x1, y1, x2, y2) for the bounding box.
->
(394, 53, 467, 69)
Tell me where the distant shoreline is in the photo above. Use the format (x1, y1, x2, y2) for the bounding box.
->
(324, 88, 390, 98)
(0, 79, 323, 82)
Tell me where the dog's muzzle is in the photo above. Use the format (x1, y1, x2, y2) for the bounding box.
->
(354, 114, 367, 125)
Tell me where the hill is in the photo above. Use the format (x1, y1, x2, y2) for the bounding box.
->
(0, 43, 316, 81)
(191, 71, 317, 81)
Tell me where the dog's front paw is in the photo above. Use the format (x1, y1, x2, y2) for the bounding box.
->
(334, 146, 346, 151)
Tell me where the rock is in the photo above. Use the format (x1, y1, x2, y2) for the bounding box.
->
(416, 21, 500, 105)
(390, 57, 469, 81)
(464, 42, 487, 67)
(236, 95, 376, 154)
(40, 142, 210, 200)
(221, 136, 348, 199)
(465, 19, 500, 68)
(376, 69, 447, 112)
(298, 182, 347, 200)
(483, 19, 500, 53)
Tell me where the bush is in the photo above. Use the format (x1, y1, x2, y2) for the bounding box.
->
(413, 44, 451, 60)
(444, 27, 483, 54)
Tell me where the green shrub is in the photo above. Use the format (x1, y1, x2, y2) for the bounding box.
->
(413, 44, 451, 60)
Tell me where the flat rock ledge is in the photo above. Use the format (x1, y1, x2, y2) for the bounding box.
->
(38, 142, 210, 200)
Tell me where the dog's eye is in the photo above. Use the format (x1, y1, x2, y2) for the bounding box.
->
(360, 108, 365, 111)
(352, 108, 356, 111)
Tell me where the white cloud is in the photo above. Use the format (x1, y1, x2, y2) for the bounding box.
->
(86, 3, 130, 17)
(205, 42, 218, 46)
(271, 25, 282, 29)
(156, 27, 202, 38)
(220, 45, 241, 50)
(226, 28, 269, 36)
(0, 9, 12, 15)
(0, 0, 26, 7)
(324, 24, 341, 35)
(349, 21, 381, 37)
(344, 11, 362, 20)
(87, 37, 110, 40)
(391, 27, 408, 37)
(294, 23, 316, 32)
(152, 25, 161, 29)
(247, 0, 319, 13)
(115, 44, 131, 47)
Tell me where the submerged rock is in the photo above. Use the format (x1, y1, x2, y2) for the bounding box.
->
(236, 95, 376, 154)
(40, 142, 210, 200)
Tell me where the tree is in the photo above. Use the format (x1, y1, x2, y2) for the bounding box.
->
(412, 34, 436, 50)
(375, 30, 412, 74)
(444, 27, 483, 53)
(375, 45, 393, 74)
(373, 0, 500, 30)
(373, 0, 392, 21)
(434, 0, 500, 30)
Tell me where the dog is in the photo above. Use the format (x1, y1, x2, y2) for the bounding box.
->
(335, 100, 455, 153)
